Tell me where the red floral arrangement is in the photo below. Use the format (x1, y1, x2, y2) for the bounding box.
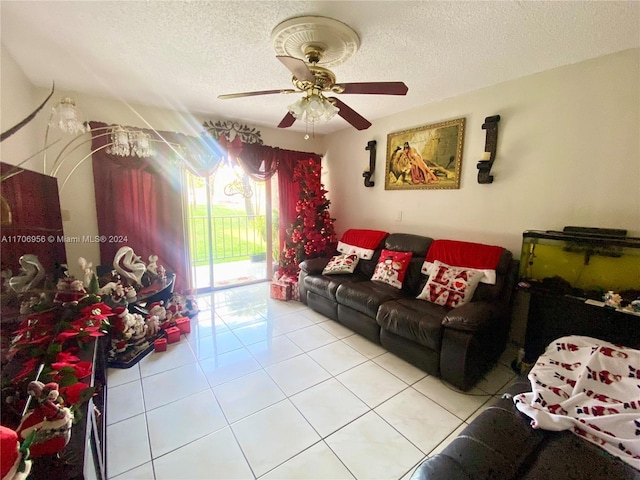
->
(279, 158, 337, 277)
(4, 296, 112, 420)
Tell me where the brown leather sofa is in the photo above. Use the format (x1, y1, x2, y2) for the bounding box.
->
(410, 377, 640, 480)
(298, 233, 519, 391)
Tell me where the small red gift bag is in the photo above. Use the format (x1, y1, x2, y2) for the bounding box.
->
(165, 326, 181, 344)
(154, 338, 167, 352)
(175, 316, 191, 334)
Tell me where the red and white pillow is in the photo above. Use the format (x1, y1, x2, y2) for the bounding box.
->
(417, 260, 483, 308)
(421, 239, 504, 285)
(322, 254, 359, 275)
(371, 249, 413, 289)
(421, 261, 496, 285)
(337, 229, 388, 260)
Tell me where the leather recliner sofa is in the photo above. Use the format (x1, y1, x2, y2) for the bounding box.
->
(410, 377, 640, 479)
(298, 232, 519, 391)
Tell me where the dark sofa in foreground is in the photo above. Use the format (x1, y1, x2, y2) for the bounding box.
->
(299, 230, 519, 391)
(411, 377, 640, 480)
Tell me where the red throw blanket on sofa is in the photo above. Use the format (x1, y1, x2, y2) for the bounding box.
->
(337, 229, 388, 260)
(514, 335, 640, 470)
(425, 239, 503, 269)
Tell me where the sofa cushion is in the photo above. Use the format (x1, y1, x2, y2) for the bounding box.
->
(299, 257, 331, 275)
(521, 433, 640, 480)
(377, 297, 448, 351)
(322, 254, 359, 275)
(303, 272, 369, 302)
(371, 249, 413, 289)
(472, 250, 513, 302)
(336, 281, 404, 318)
(417, 260, 484, 308)
(384, 233, 433, 255)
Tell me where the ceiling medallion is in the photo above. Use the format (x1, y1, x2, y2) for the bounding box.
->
(271, 15, 360, 68)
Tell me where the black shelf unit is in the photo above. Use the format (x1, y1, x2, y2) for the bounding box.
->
(523, 289, 640, 363)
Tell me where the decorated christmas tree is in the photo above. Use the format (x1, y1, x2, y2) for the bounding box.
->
(279, 158, 336, 277)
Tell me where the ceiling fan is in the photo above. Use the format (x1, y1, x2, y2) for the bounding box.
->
(217, 44, 408, 131)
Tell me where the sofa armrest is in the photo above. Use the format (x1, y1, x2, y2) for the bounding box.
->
(299, 257, 331, 275)
(442, 301, 501, 332)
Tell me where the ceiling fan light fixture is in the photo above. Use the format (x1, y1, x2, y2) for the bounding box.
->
(287, 92, 339, 125)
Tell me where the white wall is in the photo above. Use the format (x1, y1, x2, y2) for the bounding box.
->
(1, 46, 40, 171)
(323, 48, 640, 256)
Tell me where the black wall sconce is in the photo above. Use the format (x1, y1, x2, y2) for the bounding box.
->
(477, 115, 501, 184)
(363, 140, 376, 187)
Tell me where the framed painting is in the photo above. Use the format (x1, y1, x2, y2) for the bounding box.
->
(385, 117, 465, 190)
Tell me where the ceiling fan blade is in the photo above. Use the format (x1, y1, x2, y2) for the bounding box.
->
(337, 82, 408, 95)
(276, 56, 315, 83)
(218, 89, 296, 99)
(277, 112, 297, 128)
(330, 97, 372, 130)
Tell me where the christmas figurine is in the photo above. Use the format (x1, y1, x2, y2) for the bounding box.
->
(15, 381, 73, 457)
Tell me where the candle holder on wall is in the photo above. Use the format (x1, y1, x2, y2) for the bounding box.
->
(363, 140, 376, 187)
(477, 115, 501, 184)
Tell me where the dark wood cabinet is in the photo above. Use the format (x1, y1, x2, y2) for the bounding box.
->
(523, 289, 640, 362)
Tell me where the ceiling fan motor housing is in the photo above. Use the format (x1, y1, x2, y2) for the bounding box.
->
(292, 64, 344, 93)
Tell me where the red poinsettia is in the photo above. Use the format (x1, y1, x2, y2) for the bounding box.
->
(80, 302, 113, 322)
(8, 298, 112, 406)
(59, 381, 91, 406)
(56, 351, 81, 364)
(54, 303, 111, 343)
(11, 357, 40, 383)
(50, 360, 93, 381)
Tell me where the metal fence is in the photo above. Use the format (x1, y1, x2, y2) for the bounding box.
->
(188, 214, 268, 266)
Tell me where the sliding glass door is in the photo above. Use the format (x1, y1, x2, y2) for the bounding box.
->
(185, 161, 277, 292)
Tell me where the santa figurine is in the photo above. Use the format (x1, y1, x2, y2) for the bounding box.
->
(0, 425, 31, 480)
(15, 381, 73, 457)
(146, 301, 166, 336)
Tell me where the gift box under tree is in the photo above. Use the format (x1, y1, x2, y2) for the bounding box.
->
(270, 281, 291, 301)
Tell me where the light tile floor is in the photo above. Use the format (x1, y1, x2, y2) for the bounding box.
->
(107, 282, 519, 480)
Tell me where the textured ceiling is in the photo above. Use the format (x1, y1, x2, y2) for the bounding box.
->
(1, 1, 639, 134)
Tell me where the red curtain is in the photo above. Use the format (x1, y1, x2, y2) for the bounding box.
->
(90, 122, 188, 292)
(91, 119, 322, 289)
(276, 151, 322, 251)
(236, 143, 279, 181)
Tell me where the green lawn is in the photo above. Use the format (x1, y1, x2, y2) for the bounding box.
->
(188, 205, 268, 266)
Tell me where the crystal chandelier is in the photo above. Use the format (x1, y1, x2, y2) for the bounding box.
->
(107, 125, 131, 156)
(48, 97, 88, 134)
(129, 130, 155, 158)
(106, 126, 155, 158)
